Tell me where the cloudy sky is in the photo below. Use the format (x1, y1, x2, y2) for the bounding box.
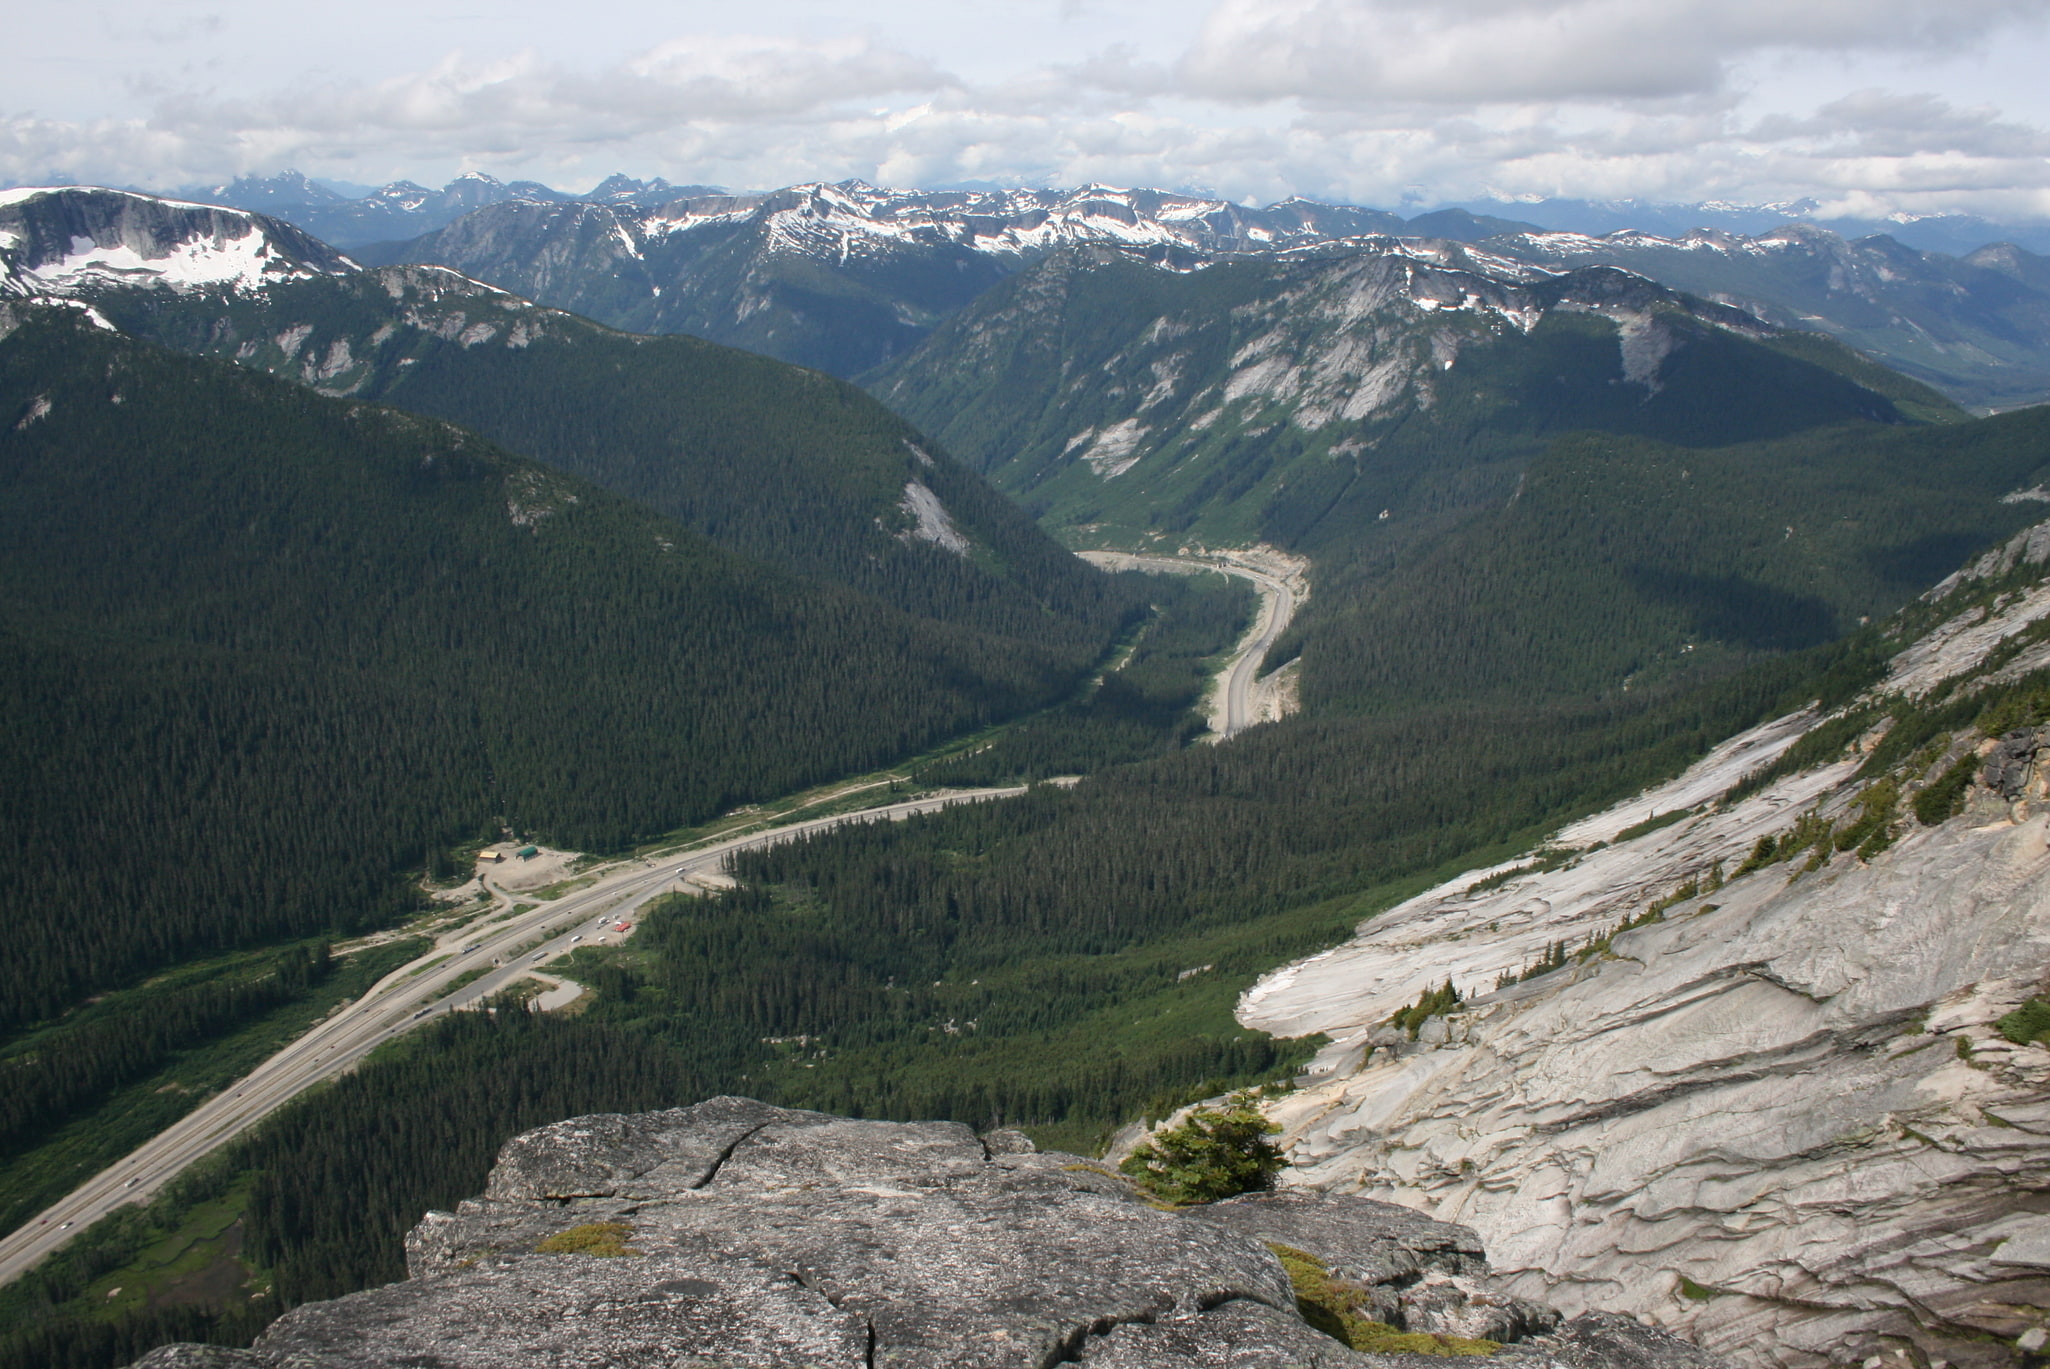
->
(10, 0, 2050, 216)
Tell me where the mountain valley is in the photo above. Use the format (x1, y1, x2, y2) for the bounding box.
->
(4, 177, 2050, 1369)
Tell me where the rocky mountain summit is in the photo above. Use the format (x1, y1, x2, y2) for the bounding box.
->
(1242, 521, 2050, 1369)
(130, 1097, 1723, 1369)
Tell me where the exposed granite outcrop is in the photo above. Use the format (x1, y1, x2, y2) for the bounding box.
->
(131, 1099, 1725, 1369)
(1241, 531, 2050, 1369)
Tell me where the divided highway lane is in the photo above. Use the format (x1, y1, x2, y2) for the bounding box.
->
(0, 786, 1026, 1290)
(1079, 550, 1301, 737)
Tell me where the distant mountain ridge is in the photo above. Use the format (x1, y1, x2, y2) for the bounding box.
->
(1449, 194, 2050, 258)
(1478, 224, 2050, 409)
(313, 177, 2050, 402)
(354, 181, 1481, 376)
(171, 170, 725, 248)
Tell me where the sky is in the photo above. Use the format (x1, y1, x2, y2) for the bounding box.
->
(8, 0, 2050, 218)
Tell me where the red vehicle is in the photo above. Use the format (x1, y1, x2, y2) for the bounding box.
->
(614, 922, 631, 933)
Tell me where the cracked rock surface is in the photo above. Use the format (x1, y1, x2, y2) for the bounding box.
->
(132, 1098, 1725, 1369)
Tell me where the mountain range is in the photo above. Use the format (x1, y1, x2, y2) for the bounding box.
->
(282, 177, 2050, 408)
(353, 181, 1512, 377)
(22, 171, 2022, 408)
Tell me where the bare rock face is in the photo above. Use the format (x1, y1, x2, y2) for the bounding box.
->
(131, 1099, 1725, 1369)
(1242, 535, 2050, 1369)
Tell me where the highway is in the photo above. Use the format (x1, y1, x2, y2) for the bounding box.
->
(0, 785, 1025, 1289)
(1079, 548, 1303, 737)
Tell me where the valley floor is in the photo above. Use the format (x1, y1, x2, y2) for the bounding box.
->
(0, 785, 1031, 1290)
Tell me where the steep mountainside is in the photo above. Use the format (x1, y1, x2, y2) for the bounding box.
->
(0, 186, 1130, 651)
(365, 183, 1526, 376)
(1242, 520, 2050, 1369)
(0, 312, 1095, 1035)
(873, 243, 1958, 542)
(1485, 224, 2050, 409)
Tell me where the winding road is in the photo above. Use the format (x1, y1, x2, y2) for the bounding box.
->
(0, 786, 1026, 1289)
(1079, 547, 1305, 738)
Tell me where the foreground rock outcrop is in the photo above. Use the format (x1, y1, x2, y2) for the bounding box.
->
(1242, 524, 2050, 1369)
(133, 1098, 1722, 1368)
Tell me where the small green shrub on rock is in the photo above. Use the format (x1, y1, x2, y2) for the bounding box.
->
(1389, 980, 1461, 1038)
(1998, 997, 2050, 1047)
(1118, 1092, 1284, 1205)
(1915, 753, 1980, 826)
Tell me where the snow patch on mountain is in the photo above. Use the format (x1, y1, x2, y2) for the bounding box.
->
(1, 188, 355, 305)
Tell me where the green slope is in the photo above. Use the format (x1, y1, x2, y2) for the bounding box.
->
(82, 266, 1127, 656)
(0, 314, 1101, 1036)
(1285, 410, 2050, 715)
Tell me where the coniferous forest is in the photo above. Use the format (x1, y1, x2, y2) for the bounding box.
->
(0, 314, 1133, 1033)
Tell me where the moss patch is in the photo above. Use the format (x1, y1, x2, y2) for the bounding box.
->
(1676, 1274, 1726, 1302)
(535, 1222, 636, 1258)
(1266, 1242, 1500, 1357)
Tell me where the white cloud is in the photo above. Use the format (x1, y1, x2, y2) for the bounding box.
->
(1176, 0, 2042, 105)
(3, 2, 2050, 221)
